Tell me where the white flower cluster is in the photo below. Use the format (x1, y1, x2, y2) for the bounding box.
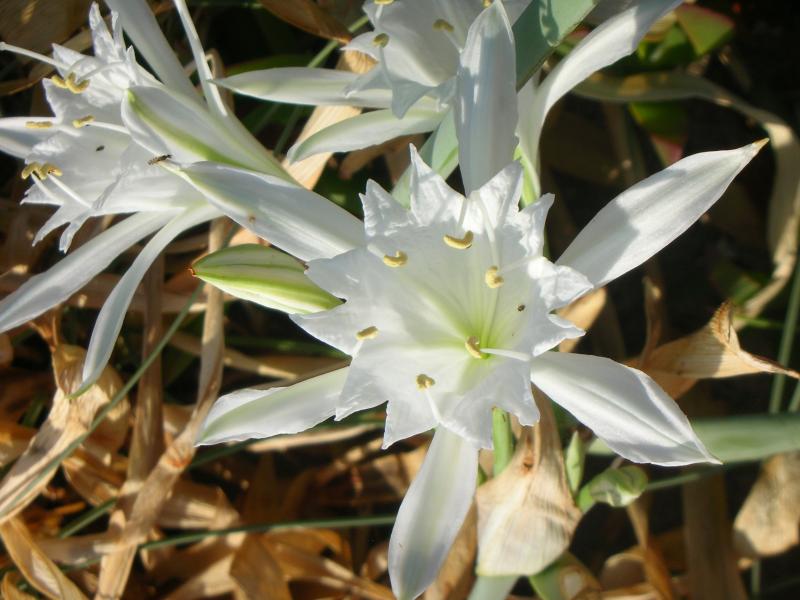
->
(0, 1, 762, 598)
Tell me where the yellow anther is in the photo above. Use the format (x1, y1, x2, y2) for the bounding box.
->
(443, 230, 473, 249)
(433, 19, 454, 32)
(416, 374, 435, 390)
(356, 326, 379, 341)
(42, 163, 62, 177)
(72, 115, 95, 128)
(65, 73, 89, 93)
(374, 0, 394, 4)
(465, 336, 486, 359)
(484, 266, 504, 289)
(51, 75, 68, 89)
(382, 251, 407, 267)
(25, 120, 53, 129)
(373, 33, 390, 47)
(483, 0, 492, 6)
(20, 162, 41, 179)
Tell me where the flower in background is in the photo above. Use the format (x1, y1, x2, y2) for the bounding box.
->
(190, 5, 762, 598)
(0, 0, 289, 388)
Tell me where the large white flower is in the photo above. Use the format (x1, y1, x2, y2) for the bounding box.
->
(0, 0, 290, 388)
(190, 3, 762, 597)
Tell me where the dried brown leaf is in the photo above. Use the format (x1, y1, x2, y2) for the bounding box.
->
(0, 517, 87, 599)
(0, 420, 34, 467)
(640, 303, 799, 397)
(0, 334, 12, 367)
(0, 345, 122, 524)
(681, 475, 747, 600)
(558, 288, 608, 352)
(476, 392, 581, 575)
(625, 500, 675, 600)
(733, 451, 800, 557)
(163, 555, 237, 600)
(230, 534, 291, 600)
(1, 572, 37, 600)
(258, 0, 351, 43)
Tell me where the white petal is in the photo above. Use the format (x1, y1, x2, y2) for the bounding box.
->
(530, 352, 718, 466)
(0, 211, 174, 333)
(177, 161, 364, 261)
(408, 145, 464, 226)
(455, 0, 517, 193)
(361, 179, 411, 240)
(389, 427, 479, 600)
(81, 203, 218, 386)
(528, 257, 592, 310)
(557, 142, 763, 288)
(0, 117, 56, 158)
(172, 0, 229, 118)
(123, 85, 287, 178)
(197, 367, 349, 445)
(104, 0, 197, 98)
(216, 68, 393, 108)
(525, 0, 682, 166)
(287, 107, 442, 162)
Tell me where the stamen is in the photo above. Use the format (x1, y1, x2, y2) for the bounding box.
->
(433, 19, 454, 32)
(356, 326, 379, 341)
(72, 115, 95, 128)
(51, 75, 68, 89)
(82, 120, 129, 135)
(21, 162, 41, 180)
(0, 41, 67, 70)
(481, 348, 531, 363)
(465, 336, 486, 359)
(41, 163, 62, 177)
(65, 73, 90, 94)
(382, 251, 407, 267)
(483, 0, 492, 6)
(25, 120, 53, 129)
(443, 230, 473, 249)
(44, 171, 92, 207)
(373, 33, 390, 47)
(485, 266, 504, 289)
(416, 374, 435, 390)
(374, 0, 394, 4)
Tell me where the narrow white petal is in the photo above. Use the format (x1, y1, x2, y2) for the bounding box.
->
(0, 117, 56, 158)
(389, 427, 479, 600)
(557, 142, 763, 288)
(216, 68, 393, 108)
(455, 0, 517, 193)
(526, 0, 682, 165)
(172, 0, 229, 117)
(104, 0, 197, 98)
(530, 352, 717, 466)
(81, 204, 218, 386)
(0, 211, 174, 333)
(178, 161, 364, 261)
(197, 367, 349, 445)
(287, 107, 441, 162)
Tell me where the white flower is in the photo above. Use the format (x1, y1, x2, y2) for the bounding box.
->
(0, 0, 287, 388)
(189, 3, 763, 597)
(215, 0, 530, 161)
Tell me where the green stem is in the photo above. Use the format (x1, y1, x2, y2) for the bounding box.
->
(768, 255, 800, 412)
(491, 408, 514, 476)
(58, 499, 115, 538)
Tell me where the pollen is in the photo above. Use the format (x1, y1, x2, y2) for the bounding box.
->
(356, 326, 379, 340)
(25, 120, 53, 129)
(42, 163, 62, 177)
(382, 251, 407, 267)
(433, 19, 454, 32)
(50, 75, 68, 89)
(72, 115, 95, 128)
(373, 33, 390, 47)
(483, 0, 492, 6)
(465, 336, 486, 359)
(374, 0, 394, 4)
(416, 374, 435, 389)
(443, 230, 473, 249)
(20, 162, 41, 179)
(65, 73, 90, 94)
(485, 266, 504, 288)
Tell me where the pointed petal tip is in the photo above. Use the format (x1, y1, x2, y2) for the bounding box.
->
(752, 137, 770, 153)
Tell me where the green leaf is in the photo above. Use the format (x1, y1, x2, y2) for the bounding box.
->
(577, 465, 648, 512)
(675, 4, 734, 57)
